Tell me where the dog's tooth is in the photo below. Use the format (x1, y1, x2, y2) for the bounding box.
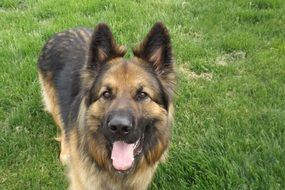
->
(134, 139, 139, 148)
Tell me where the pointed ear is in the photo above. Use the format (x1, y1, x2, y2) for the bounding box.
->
(133, 22, 173, 74)
(133, 22, 176, 101)
(88, 23, 126, 69)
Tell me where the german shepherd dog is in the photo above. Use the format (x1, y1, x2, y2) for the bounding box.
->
(38, 22, 176, 190)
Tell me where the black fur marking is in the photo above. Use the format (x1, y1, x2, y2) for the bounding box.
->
(86, 63, 111, 106)
(142, 121, 158, 160)
(38, 28, 93, 128)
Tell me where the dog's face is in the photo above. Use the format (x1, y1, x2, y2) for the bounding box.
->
(81, 23, 175, 173)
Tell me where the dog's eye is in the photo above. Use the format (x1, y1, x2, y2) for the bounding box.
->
(102, 91, 112, 100)
(135, 92, 148, 101)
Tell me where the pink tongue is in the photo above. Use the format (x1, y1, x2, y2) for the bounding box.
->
(111, 141, 135, 171)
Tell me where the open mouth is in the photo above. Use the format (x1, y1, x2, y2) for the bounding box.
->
(111, 135, 144, 172)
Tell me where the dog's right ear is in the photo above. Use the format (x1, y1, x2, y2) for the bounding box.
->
(133, 22, 173, 74)
(87, 23, 126, 70)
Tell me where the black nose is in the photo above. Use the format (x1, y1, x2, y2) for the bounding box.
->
(108, 115, 133, 136)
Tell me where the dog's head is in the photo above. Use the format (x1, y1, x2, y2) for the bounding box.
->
(81, 23, 175, 173)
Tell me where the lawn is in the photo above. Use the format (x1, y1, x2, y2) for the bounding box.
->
(0, 0, 284, 189)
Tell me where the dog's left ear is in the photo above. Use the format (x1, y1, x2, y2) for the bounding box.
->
(133, 22, 173, 74)
(133, 22, 175, 99)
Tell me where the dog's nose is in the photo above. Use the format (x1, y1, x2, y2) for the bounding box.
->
(108, 115, 133, 136)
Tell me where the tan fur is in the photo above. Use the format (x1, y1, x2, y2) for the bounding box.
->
(68, 127, 159, 190)
(38, 72, 69, 164)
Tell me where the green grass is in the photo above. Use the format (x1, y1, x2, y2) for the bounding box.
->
(1, 0, 284, 189)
